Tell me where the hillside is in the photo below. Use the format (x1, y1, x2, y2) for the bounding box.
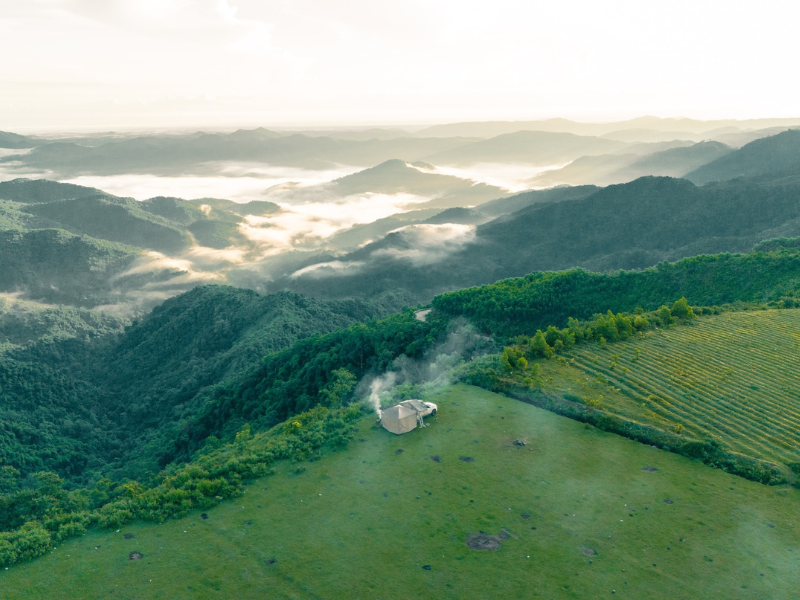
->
(0, 229, 141, 306)
(687, 130, 800, 184)
(0, 285, 395, 483)
(560, 309, 800, 467)
(476, 185, 599, 218)
(2, 385, 797, 599)
(0, 178, 104, 203)
(283, 174, 800, 302)
(22, 195, 192, 253)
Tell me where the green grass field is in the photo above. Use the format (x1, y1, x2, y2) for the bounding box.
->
(551, 309, 800, 467)
(2, 384, 798, 599)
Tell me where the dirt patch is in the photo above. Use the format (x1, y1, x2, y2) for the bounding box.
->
(466, 532, 501, 551)
(580, 546, 597, 556)
(430, 455, 441, 463)
(459, 456, 475, 463)
(395, 449, 404, 455)
(123, 533, 134, 540)
(664, 498, 674, 505)
(129, 552, 143, 561)
(642, 466, 659, 472)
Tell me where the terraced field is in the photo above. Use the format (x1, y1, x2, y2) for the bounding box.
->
(563, 308, 800, 467)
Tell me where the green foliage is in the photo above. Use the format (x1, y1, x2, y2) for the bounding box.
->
(319, 368, 357, 408)
(432, 249, 800, 339)
(0, 285, 391, 485)
(671, 297, 695, 319)
(0, 404, 362, 569)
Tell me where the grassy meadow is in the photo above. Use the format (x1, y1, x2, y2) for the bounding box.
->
(547, 308, 800, 466)
(2, 384, 798, 599)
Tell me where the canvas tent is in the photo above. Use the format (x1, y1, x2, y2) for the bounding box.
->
(380, 404, 418, 435)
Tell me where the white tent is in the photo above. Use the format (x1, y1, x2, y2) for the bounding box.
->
(380, 404, 418, 435)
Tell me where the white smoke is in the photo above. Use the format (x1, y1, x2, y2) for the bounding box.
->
(359, 322, 495, 415)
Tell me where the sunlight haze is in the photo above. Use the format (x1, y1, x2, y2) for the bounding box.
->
(3, 0, 799, 130)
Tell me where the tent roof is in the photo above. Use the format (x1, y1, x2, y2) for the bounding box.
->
(383, 404, 416, 418)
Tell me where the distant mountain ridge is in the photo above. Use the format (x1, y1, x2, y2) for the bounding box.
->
(687, 130, 800, 184)
(282, 172, 800, 302)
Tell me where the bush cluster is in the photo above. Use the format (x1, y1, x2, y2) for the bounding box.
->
(0, 405, 362, 569)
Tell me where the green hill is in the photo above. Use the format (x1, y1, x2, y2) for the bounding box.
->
(22, 195, 192, 253)
(687, 130, 800, 184)
(2, 385, 797, 599)
(0, 178, 104, 203)
(0, 229, 140, 306)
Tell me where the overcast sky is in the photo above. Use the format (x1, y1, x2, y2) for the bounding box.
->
(2, 0, 799, 131)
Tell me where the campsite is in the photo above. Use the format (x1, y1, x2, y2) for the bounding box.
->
(3, 384, 797, 599)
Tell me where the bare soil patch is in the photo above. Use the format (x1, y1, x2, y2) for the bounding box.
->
(580, 546, 597, 556)
(129, 552, 143, 561)
(466, 532, 501, 551)
(642, 466, 659, 472)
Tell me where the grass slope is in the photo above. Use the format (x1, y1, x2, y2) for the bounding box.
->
(2, 384, 798, 599)
(555, 309, 800, 467)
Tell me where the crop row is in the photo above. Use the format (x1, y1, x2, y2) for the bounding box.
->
(567, 309, 800, 465)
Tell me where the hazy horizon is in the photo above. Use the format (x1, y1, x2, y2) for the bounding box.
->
(4, 0, 800, 131)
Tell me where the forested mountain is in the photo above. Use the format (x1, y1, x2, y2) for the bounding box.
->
(687, 129, 800, 184)
(0, 229, 141, 306)
(0, 178, 104, 203)
(22, 195, 192, 253)
(0, 285, 395, 483)
(476, 184, 599, 217)
(283, 173, 800, 302)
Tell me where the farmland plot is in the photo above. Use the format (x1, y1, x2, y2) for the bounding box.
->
(564, 309, 800, 466)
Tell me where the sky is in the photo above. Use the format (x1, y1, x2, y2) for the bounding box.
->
(2, 0, 799, 131)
